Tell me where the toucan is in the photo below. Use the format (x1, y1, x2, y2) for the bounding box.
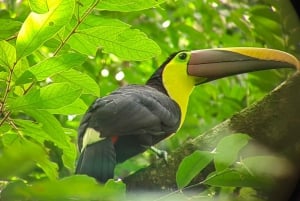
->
(75, 47, 299, 183)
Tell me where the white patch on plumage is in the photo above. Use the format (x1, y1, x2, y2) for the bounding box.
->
(81, 128, 104, 152)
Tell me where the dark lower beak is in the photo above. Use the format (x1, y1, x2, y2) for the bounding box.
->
(188, 47, 299, 84)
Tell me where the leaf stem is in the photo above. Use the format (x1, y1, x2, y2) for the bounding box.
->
(0, 111, 11, 127)
(154, 169, 235, 201)
(0, 61, 17, 113)
(23, 82, 35, 95)
(53, 0, 100, 56)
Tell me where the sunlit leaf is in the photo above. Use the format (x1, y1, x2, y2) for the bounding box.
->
(0, 40, 16, 70)
(16, 0, 74, 58)
(16, 53, 86, 85)
(29, 0, 49, 13)
(52, 69, 100, 96)
(0, 19, 22, 40)
(97, 0, 166, 12)
(68, 18, 129, 55)
(69, 20, 161, 60)
(8, 83, 82, 110)
(176, 151, 214, 189)
(47, 98, 88, 115)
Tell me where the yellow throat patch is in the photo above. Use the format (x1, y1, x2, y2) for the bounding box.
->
(162, 52, 198, 128)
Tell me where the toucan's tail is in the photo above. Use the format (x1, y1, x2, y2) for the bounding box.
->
(75, 138, 116, 183)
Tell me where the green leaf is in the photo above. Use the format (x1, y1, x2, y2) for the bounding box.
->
(68, 18, 129, 56)
(0, 40, 16, 70)
(1, 175, 125, 201)
(176, 151, 214, 189)
(214, 134, 250, 172)
(250, 5, 280, 22)
(97, 0, 166, 12)
(104, 179, 126, 195)
(240, 156, 293, 179)
(52, 69, 100, 96)
(14, 119, 53, 144)
(204, 169, 272, 189)
(249, 15, 281, 35)
(29, 0, 49, 13)
(24, 110, 76, 169)
(112, 29, 161, 60)
(69, 19, 161, 60)
(47, 98, 88, 115)
(13, 118, 72, 176)
(0, 138, 58, 180)
(0, 19, 22, 40)
(16, 53, 86, 85)
(11, 58, 30, 84)
(8, 83, 82, 110)
(16, 0, 74, 58)
(74, 0, 98, 18)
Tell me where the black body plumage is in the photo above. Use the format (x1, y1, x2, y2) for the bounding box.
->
(76, 83, 181, 182)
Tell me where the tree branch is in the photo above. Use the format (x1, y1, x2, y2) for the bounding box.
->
(124, 72, 300, 201)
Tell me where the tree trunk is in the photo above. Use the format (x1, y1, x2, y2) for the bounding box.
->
(124, 72, 300, 201)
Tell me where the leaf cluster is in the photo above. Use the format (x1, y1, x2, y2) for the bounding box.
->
(0, 0, 163, 200)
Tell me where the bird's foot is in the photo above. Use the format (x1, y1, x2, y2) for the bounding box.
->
(150, 146, 168, 163)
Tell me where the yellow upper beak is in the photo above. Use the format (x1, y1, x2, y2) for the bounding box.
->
(187, 47, 299, 84)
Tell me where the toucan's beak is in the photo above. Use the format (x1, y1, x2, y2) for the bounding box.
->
(188, 47, 299, 84)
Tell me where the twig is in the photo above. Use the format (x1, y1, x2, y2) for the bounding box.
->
(23, 82, 35, 95)
(154, 169, 234, 201)
(53, 0, 100, 56)
(0, 61, 17, 112)
(0, 111, 11, 127)
(5, 34, 18, 42)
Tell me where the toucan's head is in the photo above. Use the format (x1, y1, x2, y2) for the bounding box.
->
(147, 47, 299, 126)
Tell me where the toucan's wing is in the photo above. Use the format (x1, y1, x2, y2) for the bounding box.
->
(78, 85, 181, 151)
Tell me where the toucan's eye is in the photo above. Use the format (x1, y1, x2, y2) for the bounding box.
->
(178, 52, 187, 60)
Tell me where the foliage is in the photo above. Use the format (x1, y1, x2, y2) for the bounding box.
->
(0, 0, 299, 200)
(176, 134, 270, 189)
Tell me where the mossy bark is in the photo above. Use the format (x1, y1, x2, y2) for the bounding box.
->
(124, 72, 300, 201)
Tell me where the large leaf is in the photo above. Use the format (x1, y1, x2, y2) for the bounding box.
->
(0, 19, 22, 40)
(176, 151, 214, 189)
(16, 53, 86, 85)
(1, 175, 125, 201)
(23, 110, 76, 170)
(52, 69, 100, 96)
(68, 18, 161, 60)
(67, 18, 129, 56)
(0, 40, 16, 70)
(214, 134, 250, 172)
(0, 138, 58, 180)
(8, 83, 82, 110)
(29, 0, 49, 14)
(204, 169, 272, 189)
(97, 0, 166, 12)
(14, 119, 54, 145)
(13, 118, 72, 176)
(47, 98, 88, 115)
(16, 0, 74, 58)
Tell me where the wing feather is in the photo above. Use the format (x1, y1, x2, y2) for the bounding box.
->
(78, 85, 181, 150)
